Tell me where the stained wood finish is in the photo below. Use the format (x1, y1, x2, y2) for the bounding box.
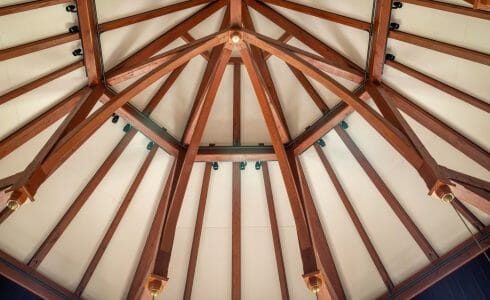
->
(232, 161, 241, 300)
(0, 60, 84, 106)
(0, 32, 79, 61)
(74, 147, 158, 297)
(464, 0, 490, 10)
(0, 208, 14, 224)
(231, 47, 242, 300)
(181, 32, 212, 60)
(260, 0, 370, 31)
(244, 31, 423, 168)
(127, 162, 177, 300)
(379, 84, 490, 171)
(379, 226, 489, 299)
(108, 0, 226, 74)
(230, 0, 242, 26)
(101, 90, 182, 157)
(367, 83, 447, 192)
(182, 8, 230, 145)
(388, 31, 490, 66)
(40, 33, 226, 176)
(402, 0, 490, 19)
(246, 0, 364, 76)
(294, 157, 346, 300)
(195, 146, 276, 161)
(0, 0, 71, 16)
(0, 87, 90, 159)
(449, 180, 490, 214)
(385, 60, 490, 113)
(261, 162, 290, 300)
(334, 127, 439, 262)
(27, 129, 138, 269)
(441, 166, 490, 191)
(9, 86, 103, 199)
(142, 64, 188, 115)
(152, 47, 232, 280)
(183, 163, 212, 300)
(314, 144, 394, 291)
(99, 0, 213, 32)
(288, 89, 370, 155)
(240, 44, 318, 277)
(0, 250, 75, 300)
(243, 6, 291, 143)
(288, 66, 329, 113)
(369, 0, 392, 83)
(75, 0, 102, 85)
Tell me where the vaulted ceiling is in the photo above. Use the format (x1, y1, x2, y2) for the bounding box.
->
(0, 1, 489, 300)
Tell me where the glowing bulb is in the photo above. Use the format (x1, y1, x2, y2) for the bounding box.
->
(230, 32, 241, 44)
(146, 274, 167, 297)
(303, 271, 323, 294)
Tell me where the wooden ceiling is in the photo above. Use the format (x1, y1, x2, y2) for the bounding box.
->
(0, 0, 489, 299)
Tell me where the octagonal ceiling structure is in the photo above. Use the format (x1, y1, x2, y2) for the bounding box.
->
(0, 0, 489, 299)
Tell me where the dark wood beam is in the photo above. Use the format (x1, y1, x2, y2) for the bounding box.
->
(314, 144, 394, 291)
(288, 66, 329, 113)
(182, 7, 230, 145)
(288, 89, 369, 155)
(441, 166, 490, 191)
(379, 84, 490, 171)
(388, 31, 490, 66)
(0, 0, 71, 16)
(334, 127, 439, 262)
(101, 90, 182, 157)
(231, 56, 242, 300)
(27, 129, 138, 268)
(246, 0, 364, 77)
(230, 0, 242, 26)
(195, 146, 276, 161)
(73, 147, 158, 297)
(150, 47, 232, 289)
(39, 33, 225, 177)
(295, 158, 346, 299)
(259, 0, 370, 31)
(451, 199, 485, 231)
(240, 43, 320, 284)
(379, 226, 490, 299)
(261, 162, 290, 300)
(369, 0, 392, 83)
(385, 60, 490, 113)
(0, 87, 90, 159)
(449, 180, 490, 214)
(0, 32, 79, 61)
(181, 33, 212, 60)
(243, 30, 424, 170)
(401, 0, 490, 19)
(243, 5, 291, 143)
(0, 60, 84, 106)
(75, 0, 102, 85)
(107, 0, 226, 74)
(127, 161, 177, 300)
(98, 0, 213, 32)
(0, 250, 75, 300)
(464, 0, 490, 10)
(183, 162, 212, 300)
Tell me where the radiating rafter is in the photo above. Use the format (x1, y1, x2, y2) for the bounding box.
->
(261, 162, 290, 300)
(368, 0, 393, 83)
(314, 144, 394, 291)
(385, 60, 490, 113)
(149, 46, 232, 294)
(107, 0, 226, 74)
(401, 0, 490, 19)
(294, 157, 346, 299)
(0, 0, 72, 17)
(240, 43, 322, 293)
(127, 161, 177, 300)
(27, 129, 138, 268)
(0, 32, 79, 61)
(183, 162, 212, 300)
(0, 86, 90, 159)
(98, 0, 214, 33)
(388, 30, 490, 66)
(0, 60, 84, 106)
(260, 0, 371, 31)
(73, 146, 158, 297)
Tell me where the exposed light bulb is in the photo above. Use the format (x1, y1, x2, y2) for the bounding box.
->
(303, 271, 323, 294)
(230, 32, 241, 44)
(441, 192, 455, 203)
(146, 274, 167, 297)
(6, 200, 20, 210)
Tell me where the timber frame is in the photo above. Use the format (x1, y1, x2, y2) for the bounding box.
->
(0, 0, 489, 299)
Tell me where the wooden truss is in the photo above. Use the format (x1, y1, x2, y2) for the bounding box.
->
(0, 0, 489, 299)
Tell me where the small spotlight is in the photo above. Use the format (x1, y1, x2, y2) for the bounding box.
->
(230, 32, 241, 44)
